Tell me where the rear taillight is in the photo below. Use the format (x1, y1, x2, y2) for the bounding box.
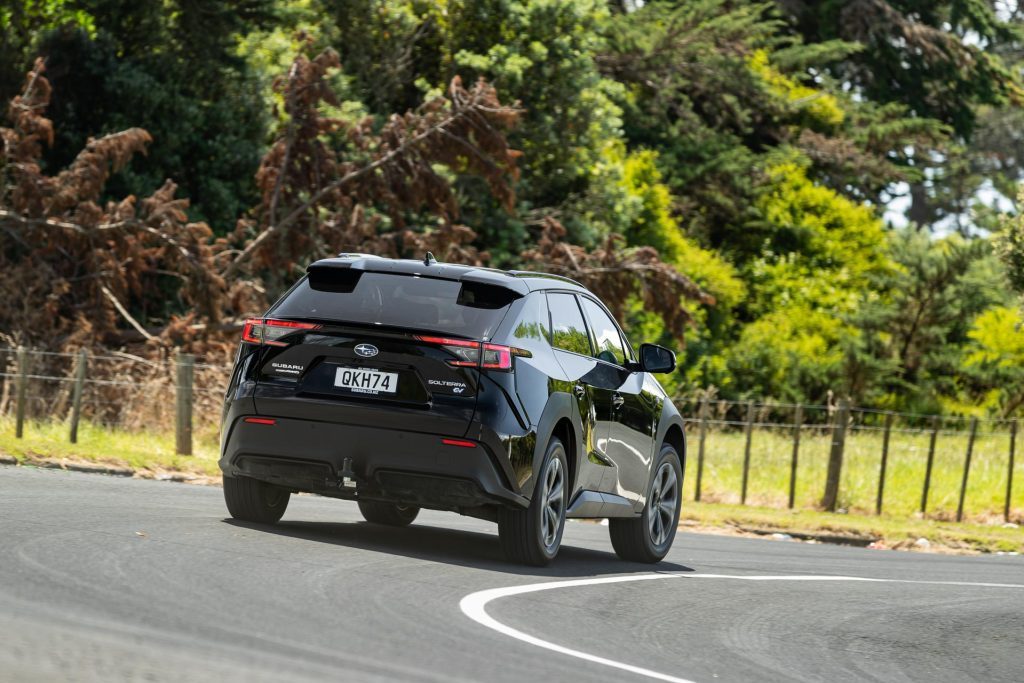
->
(415, 335, 529, 371)
(241, 318, 321, 346)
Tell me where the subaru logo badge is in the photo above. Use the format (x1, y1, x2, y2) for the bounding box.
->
(354, 343, 379, 358)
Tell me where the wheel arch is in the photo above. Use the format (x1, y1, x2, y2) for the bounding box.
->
(526, 392, 583, 501)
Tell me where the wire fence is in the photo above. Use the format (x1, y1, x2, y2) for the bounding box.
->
(0, 346, 1019, 522)
(0, 346, 229, 452)
(676, 395, 1020, 523)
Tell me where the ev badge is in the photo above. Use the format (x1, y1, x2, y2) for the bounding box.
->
(354, 343, 379, 358)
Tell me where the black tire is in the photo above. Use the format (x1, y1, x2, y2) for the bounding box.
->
(498, 437, 568, 566)
(610, 444, 682, 563)
(357, 500, 420, 526)
(223, 475, 290, 524)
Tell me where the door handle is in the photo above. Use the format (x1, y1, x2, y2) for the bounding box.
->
(574, 383, 587, 399)
(612, 393, 625, 409)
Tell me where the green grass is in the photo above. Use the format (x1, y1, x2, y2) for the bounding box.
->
(0, 416, 221, 477)
(679, 501, 1022, 553)
(685, 426, 1023, 522)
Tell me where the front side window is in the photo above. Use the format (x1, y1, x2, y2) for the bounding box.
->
(546, 293, 591, 356)
(580, 297, 627, 366)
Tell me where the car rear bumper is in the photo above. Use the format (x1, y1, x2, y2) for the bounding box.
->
(219, 415, 528, 511)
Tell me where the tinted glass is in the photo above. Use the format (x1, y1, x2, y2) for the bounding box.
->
(547, 293, 591, 356)
(271, 270, 517, 338)
(580, 297, 626, 366)
(511, 293, 551, 355)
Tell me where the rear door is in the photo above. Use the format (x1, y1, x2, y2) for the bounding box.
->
(578, 295, 651, 503)
(250, 267, 517, 437)
(545, 292, 610, 493)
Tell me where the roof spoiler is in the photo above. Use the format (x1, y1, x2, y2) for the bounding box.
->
(307, 257, 530, 295)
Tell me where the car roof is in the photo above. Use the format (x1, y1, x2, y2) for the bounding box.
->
(307, 254, 590, 295)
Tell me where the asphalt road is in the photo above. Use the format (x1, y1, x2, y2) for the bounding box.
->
(2, 466, 1022, 683)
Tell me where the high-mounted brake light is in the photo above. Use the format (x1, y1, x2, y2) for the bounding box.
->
(415, 335, 530, 371)
(242, 318, 321, 346)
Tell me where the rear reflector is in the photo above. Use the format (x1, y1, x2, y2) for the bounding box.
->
(441, 438, 477, 448)
(242, 318, 321, 346)
(244, 417, 276, 425)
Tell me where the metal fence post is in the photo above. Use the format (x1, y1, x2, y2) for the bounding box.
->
(69, 348, 88, 444)
(695, 395, 709, 502)
(740, 400, 755, 505)
(875, 412, 893, 515)
(788, 404, 802, 509)
(175, 352, 194, 455)
(921, 416, 940, 514)
(1006, 419, 1018, 523)
(956, 417, 979, 523)
(15, 346, 28, 438)
(822, 398, 849, 512)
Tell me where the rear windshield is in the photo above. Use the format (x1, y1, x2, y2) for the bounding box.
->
(269, 269, 518, 339)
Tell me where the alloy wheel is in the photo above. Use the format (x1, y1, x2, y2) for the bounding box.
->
(540, 456, 565, 550)
(648, 461, 678, 547)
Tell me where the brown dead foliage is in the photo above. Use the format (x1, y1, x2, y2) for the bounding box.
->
(226, 44, 521, 289)
(1, 49, 708, 432)
(522, 218, 714, 341)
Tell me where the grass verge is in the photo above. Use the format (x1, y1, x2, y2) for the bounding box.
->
(679, 501, 1022, 554)
(0, 417, 220, 478)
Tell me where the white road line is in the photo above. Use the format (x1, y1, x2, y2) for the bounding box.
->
(459, 572, 1024, 683)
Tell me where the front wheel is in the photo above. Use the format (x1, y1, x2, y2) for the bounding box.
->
(223, 475, 290, 524)
(498, 437, 568, 566)
(609, 444, 682, 563)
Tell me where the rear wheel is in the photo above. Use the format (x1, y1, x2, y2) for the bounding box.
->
(357, 500, 420, 526)
(223, 475, 290, 524)
(610, 444, 681, 563)
(498, 437, 568, 566)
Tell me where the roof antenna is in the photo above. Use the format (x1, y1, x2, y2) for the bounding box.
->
(424, 251, 437, 266)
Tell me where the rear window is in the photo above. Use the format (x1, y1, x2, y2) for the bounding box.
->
(269, 269, 518, 339)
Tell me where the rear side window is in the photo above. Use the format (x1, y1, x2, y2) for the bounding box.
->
(546, 293, 591, 356)
(510, 293, 551, 356)
(270, 269, 518, 339)
(580, 297, 627, 366)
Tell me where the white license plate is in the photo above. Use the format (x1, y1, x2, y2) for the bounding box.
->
(334, 367, 398, 395)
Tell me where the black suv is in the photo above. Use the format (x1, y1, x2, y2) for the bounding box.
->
(220, 254, 685, 565)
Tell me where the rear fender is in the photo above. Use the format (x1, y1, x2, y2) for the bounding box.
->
(524, 392, 582, 500)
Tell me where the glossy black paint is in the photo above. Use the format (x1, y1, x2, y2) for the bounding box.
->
(219, 255, 686, 520)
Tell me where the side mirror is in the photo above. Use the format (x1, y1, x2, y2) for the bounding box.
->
(638, 343, 676, 374)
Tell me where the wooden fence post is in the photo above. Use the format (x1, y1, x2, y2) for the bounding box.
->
(69, 348, 87, 444)
(175, 352, 194, 456)
(695, 395, 709, 502)
(740, 400, 755, 505)
(788, 404, 803, 509)
(15, 346, 28, 438)
(875, 412, 893, 515)
(956, 417, 979, 523)
(1006, 419, 1018, 523)
(921, 416, 939, 514)
(822, 398, 849, 512)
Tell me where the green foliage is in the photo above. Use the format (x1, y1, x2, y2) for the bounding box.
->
(996, 187, 1024, 295)
(3, 0, 1024, 417)
(749, 160, 889, 313)
(722, 305, 852, 401)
